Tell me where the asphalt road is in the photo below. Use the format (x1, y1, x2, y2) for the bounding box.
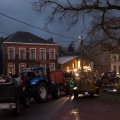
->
(0, 94, 120, 120)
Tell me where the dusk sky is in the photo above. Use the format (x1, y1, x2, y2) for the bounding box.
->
(0, 0, 88, 49)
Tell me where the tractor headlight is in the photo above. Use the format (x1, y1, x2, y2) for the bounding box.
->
(73, 87, 77, 90)
(75, 73, 78, 76)
(30, 80, 39, 85)
(113, 89, 117, 92)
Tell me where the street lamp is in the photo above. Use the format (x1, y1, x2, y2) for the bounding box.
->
(78, 36, 83, 73)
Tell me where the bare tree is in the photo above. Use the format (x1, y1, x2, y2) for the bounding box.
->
(33, 0, 120, 44)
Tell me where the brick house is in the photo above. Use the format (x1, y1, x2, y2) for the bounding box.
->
(0, 31, 59, 75)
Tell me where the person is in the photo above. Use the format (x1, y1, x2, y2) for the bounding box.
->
(69, 77, 75, 89)
(19, 73, 27, 85)
(12, 74, 23, 86)
(69, 77, 75, 97)
(28, 72, 35, 80)
(46, 64, 50, 78)
(46, 64, 51, 85)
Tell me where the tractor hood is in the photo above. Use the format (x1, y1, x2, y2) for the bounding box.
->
(29, 77, 44, 86)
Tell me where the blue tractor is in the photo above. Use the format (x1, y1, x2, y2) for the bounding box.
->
(21, 66, 61, 103)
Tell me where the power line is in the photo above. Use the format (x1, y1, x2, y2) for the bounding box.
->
(0, 12, 78, 40)
(58, 40, 88, 43)
(0, 32, 10, 35)
(0, 30, 88, 45)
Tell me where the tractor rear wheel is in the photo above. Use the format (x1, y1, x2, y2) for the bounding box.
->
(51, 85, 61, 99)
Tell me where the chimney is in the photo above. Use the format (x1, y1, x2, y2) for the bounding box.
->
(47, 37, 53, 43)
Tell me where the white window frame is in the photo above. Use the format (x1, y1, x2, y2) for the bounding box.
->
(7, 63, 15, 75)
(29, 48, 36, 60)
(49, 63, 55, 71)
(40, 64, 46, 69)
(19, 63, 26, 73)
(40, 48, 46, 60)
(19, 48, 26, 60)
(49, 49, 55, 60)
(8, 47, 15, 60)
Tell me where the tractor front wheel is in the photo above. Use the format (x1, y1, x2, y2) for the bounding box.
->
(34, 82, 48, 103)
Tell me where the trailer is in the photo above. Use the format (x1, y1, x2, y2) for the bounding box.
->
(70, 71, 99, 98)
(50, 70, 69, 94)
(0, 77, 30, 116)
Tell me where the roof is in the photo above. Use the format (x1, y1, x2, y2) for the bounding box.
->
(3, 31, 57, 45)
(58, 56, 78, 64)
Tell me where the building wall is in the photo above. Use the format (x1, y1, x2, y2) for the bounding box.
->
(3, 43, 58, 75)
(0, 37, 4, 74)
(60, 57, 92, 72)
(94, 65, 110, 75)
(110, 53, 120, 75)
(89, 44, 111, 73)
(62, 58, 78, 71)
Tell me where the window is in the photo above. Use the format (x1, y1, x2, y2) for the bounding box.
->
(40, 64, 46, 69)
(19, 48, 26, 60)
(114, 56, 116, 62)
(40, 48, 46, 60)
(19, 63, 26, 73)
(49, 49, 55, 60)
(72, 63, 75, 68)
(8, 63, 15, 75)
(119, 66, 120, 74)
(8, 47, 15, 59)
(30, 48, 36, 60)
(119, 55, 120, 62)
(40, 64, 46, 74)
(113, 66, 116, 72)
(78, 61, 80, 68)
(49, 63, 55, 71)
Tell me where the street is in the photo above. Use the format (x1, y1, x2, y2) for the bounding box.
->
(0, 94, 120, 120)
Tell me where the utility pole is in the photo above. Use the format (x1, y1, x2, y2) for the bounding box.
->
(78, 36, 84, 89)
(79, 36, 83, 73)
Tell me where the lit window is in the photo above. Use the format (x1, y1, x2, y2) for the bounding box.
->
(78, 61, 80, 68)
(8, 63, 15, 75)
(19, 63, 26, 73)
(67, 66, 69, 72)
(72, 63, 75, 68)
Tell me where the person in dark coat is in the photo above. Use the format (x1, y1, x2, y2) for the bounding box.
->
(46, 64, 51, 85)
